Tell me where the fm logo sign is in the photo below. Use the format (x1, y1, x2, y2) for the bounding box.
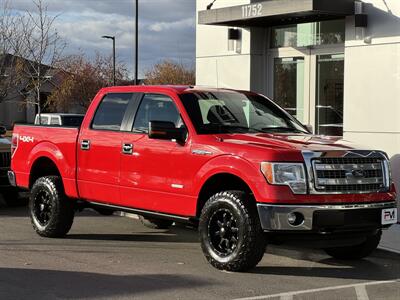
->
(384, 210, 395, 220)
(19, 136, 34, 143)
(382, 208, 397, 225)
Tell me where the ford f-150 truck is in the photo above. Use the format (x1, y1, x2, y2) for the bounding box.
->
(9, 86, 398, 271)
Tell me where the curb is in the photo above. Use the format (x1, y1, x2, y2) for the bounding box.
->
(378, 246, 400, 255)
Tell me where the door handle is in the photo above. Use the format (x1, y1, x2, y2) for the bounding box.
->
(81, 140, 90, 150)
(122, 143, 133, 155)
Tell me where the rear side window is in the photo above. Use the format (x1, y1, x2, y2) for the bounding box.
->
(92, 93, 132, 131)
(133, 94, 182, 133)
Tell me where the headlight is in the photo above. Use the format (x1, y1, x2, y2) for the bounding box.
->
(260, 162, 307, 194)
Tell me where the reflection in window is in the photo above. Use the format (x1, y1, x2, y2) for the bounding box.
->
(92, 93, 132, 131)
(133, 94, 182, 133)
(270, 19, 345, 48)
(273, 57, 305, 123)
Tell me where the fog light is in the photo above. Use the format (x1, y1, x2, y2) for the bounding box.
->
(287, 212, 304, 226)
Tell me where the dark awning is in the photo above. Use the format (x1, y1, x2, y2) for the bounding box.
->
(198, 0, 355, 27)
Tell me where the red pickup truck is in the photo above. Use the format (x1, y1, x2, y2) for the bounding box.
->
(9, 86, 397, 271)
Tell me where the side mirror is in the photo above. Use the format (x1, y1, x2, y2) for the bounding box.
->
(0, 126, 6, 136)
(149, 121, 187, 143)
(304, 124, 313, 133)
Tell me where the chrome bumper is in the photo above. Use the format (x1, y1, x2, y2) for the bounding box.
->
(257, 201, 397, 231)
(7, 170, 16, 187)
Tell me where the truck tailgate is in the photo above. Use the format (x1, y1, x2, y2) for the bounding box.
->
(11, 125, 79, 196)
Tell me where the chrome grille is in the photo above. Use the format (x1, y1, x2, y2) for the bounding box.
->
(0, 152, 11, 168)
(312, 157, 386, 193)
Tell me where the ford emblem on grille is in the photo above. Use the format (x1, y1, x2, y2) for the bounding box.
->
(348, 169, 366, 178)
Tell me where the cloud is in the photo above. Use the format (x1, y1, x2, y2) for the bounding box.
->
(8, 0, 196, 78)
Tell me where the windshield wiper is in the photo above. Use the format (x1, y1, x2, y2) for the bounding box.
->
(207, 124, 264, 133)
(261, 126, 304, 133)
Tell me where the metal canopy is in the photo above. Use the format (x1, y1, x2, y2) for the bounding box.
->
(198, 0, 355, 27)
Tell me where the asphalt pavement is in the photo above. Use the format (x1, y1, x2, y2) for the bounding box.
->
(0, 200, 399, 300)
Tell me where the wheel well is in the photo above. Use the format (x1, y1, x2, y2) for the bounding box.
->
(29, 157, 61, 188)
(196, 173, 254, 217)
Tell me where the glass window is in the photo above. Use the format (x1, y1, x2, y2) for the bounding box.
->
(273, 57, 305, 122)
(133, 94, 182, 133)
(50, 117, 59, 125)
(92, 93, 132, 131)
(315, 54, 344, 136)
(180, 91, 308, 135)
(38, 116, 49, 125)
(270, 19, 345, 48)
(61, 116, 84, 127)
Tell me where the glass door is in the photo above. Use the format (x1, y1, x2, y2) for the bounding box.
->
(314, 53, 344, 136)
(268, 48, 344, 136)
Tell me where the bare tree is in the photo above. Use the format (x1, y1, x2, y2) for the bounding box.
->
(1, 0, 65, 116)
(0, 0, 25, 102)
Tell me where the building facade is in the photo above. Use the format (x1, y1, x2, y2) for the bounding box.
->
(196, 0, 400, 190)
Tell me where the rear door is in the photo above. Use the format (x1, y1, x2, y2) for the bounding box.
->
(77, 93, 137, 205)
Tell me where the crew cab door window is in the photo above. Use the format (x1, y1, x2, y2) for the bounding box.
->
(92, 93, 132, 131)
(133, 94, 183, 132)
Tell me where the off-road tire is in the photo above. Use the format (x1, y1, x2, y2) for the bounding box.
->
(30, 176, 75, 238)
(199, 190, 266, 272)
(324, 230, 382, 260)
(139, 215, 173, 229)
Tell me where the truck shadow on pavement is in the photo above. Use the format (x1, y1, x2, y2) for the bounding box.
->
(251, 249, 400, 281)
(0, 268, 213, 299)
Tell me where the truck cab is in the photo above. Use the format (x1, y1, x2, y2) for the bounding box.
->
(9, 86, 397, 271)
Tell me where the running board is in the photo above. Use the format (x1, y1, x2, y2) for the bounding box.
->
(85, 201, 196, 224)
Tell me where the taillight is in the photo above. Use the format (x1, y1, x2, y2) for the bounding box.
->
(11, 133, 18, 157)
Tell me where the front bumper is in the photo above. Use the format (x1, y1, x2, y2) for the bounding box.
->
(257, 201, 397, 232)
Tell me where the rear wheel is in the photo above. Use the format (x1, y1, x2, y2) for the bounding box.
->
(199, 190, 266, 272)
(30, 176, 75, 238)
(139, 215, 173, 229)
(324, 230, 382, 260)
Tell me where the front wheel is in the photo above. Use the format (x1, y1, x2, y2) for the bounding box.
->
(324, 230, 382, 260)
(199, 190, 266, 272)
(30, 176, 75, 238)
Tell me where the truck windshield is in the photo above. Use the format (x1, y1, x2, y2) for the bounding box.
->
(179, 91, 308, 134)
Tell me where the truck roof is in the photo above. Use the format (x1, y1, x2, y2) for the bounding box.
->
(99, 85, 250, 95)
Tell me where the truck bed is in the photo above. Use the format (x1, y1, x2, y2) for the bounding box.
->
(11, 124, 80, 198)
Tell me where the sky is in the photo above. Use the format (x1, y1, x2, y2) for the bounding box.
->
(10, 0, 196, 78)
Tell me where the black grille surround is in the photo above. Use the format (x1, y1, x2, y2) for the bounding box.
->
(0, 151, 11, 168)
(311, 156, 387, 194)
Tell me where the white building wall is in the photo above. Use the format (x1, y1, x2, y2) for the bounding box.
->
(196, 0, 252, 89)
(343, 0, 400, 189)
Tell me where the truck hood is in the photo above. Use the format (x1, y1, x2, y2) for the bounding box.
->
(215, 133, 365, 152)
(0, 137, 11, 151)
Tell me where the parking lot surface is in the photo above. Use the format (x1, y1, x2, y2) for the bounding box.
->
(0, 203, 399, 300)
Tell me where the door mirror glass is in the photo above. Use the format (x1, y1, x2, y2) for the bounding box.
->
(0, 126, 6, 136)
(149, 121, 187, 143)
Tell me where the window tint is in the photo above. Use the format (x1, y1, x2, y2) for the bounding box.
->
(133, 94, 182, 133)
(92, 93, 132, 131)
(61, 116, 84, 127)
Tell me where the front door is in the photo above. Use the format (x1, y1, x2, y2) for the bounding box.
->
(120, 93, 193, 216)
